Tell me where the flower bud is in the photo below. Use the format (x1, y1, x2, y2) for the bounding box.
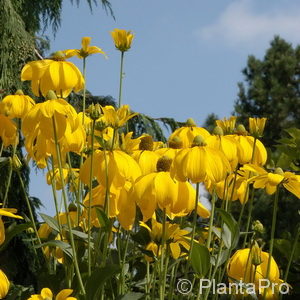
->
(186, 118, 196, 127)
(251, 241, 262, 266)
(249, 117, 267, 138)
(46, 90, 57, 100)
(213, 126, 224, 136)
(252, 220, 264, 234)
(15, 89, 24, 95)
(236, 124, 247, 136)
(88, 103, 102, 120)
(11, 154, 22, 170)
(192, 135, 207, 147)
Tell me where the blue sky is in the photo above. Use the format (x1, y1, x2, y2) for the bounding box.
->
(30, 0, 300, 216)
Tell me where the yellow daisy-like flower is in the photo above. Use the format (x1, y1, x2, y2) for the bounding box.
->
(214, 173, 248, 204)
(83, 181, 135, 230)
(171, 136, 231, 184)
(0, 208, 23, 246)
(0, 90, 35, 119)
(111, 29, 134, 52)
(21, 52, 84, 98)
(234, 135, 267, 166)
(206, 134, 239, 169)
(140, 218, 191, 260)
(22, 98, 80, 168)
(27, 288, 77, 300)
(46, 167, 79, 191)
(132, 156, 209, 221)
(101, 105, 138, 128)
(242, 164, 300, 198)
(168, 119, 211, 148)
(80, 150, 142, 188)
(0, 269, 9, 299)
(0, 114, 18, 147)
(227, 248, 283, 299)
(63, 36, 106, 59)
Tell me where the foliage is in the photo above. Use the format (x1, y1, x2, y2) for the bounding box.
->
(234, 36, 300, 148)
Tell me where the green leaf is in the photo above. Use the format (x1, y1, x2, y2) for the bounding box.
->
(121, 292, 144, 300)
(217, 209, 240, 249)
(190, 243, 210, 277)
(35, 240, 73, 258)
(85, 265, 121, 300)
(0, 222, 32, 251)
(95, 207, 110, 230)
(40, 213, 60, 232)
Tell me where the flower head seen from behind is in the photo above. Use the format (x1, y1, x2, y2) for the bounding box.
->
(111, 29, 134, 52)
(21, 51, 84, 98)
(27, 288, 77, 300)
(0, 269, 9, 299)
(63, 37, 106, 59)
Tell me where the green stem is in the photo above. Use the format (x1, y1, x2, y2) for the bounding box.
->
(283, 225, 300, 283)
(118, 51, 125, 108)
(0, 143, 3, 157)
(159, 208, 167, 300)
(82, 57, 87, 122)
(46, 160, 63, 240)
(206, 190, 216, 249)
(3, 142, 18, 208)
(189, 182, 200, 259)
(120, 230, 130, 295)
(242, 187, 255, 248)
(17, 171, 42, 246)
(88, 119, 96, 276)
(263, 187, 279, 300)
(52, 117, 86, 295)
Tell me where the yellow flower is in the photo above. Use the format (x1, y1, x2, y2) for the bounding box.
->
(140, 218, 191, 260)
(46, 167, 79, 191)
(0, 207, 23, 245)
(216, 116, 236, 134)
(206, 134, 239, 169)
(214, 173, 248, 204)
(21, 52, 84, 98)
(132, 156, 209, 221)
(119, 132, 141, 154)
(101, 105, 138, 128)
(22, 98, 79, 168)
(0, 115, 18, 147)
(234, 135, 267, 166)
(227, 248, 283, 299)
(27, 288, 77, 300)
(132, 136, 160, 175)
(242, 164, 300, 198)
(0, 90, 35, 119)
(171, 136, 231, 184)
(111, 29, 134, 52)
(63, 36, 106, 59)
(168, 119, 211, 148)
(0, 269, 9, 299)
(80, 150, 141, 188)
(249, 117, 267, 137)
(83, 181, 135, 230)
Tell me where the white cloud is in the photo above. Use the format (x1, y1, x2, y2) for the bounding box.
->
(198, 0, 300, 48)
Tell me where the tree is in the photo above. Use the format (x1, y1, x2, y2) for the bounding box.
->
(0, 0, 113, 94)
(234, 36, 300, 148)
(0, 0, 113, 291)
